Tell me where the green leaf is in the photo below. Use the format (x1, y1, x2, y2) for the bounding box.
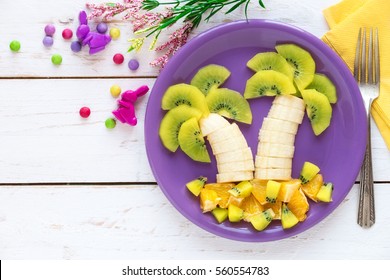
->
(258, 0, 266, 8)
(226, 0, 246, 14)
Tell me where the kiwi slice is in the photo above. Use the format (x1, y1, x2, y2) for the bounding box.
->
(250, 209, 275, 231)
(178, 117, 211, 163)
(206, 88, 252, 124)
(244, 70, 296, 99)
(301, 89, 332, 136)
(247, 52, 294, 80)
(299, 161, 320, 184)
(281, 203, 299, 229)
(228, 204, 244, 222)
(161, 83, 209, 114)
(316, 182, 333, 202)
(275, 44, 315, 90)
(228, 181, 253, 198)
(190, 64, 231, 95)
(186, 176, 207, 196)
(159, 105, 202, 152)
(212, 207, 228, 223)
(306, 73, 337, 104)
(265, 180, 282, 204)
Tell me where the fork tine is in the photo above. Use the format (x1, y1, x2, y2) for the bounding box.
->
(374, 28, 380, 84)
(354, 28, 362, 81)
(360, 28, 366, 83)
(368, 28, 374, 84)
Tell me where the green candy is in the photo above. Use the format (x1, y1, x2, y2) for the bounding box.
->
(10, 40, 21, 52)
(105, 118, 116, 129)
(51, 54, 62, 65)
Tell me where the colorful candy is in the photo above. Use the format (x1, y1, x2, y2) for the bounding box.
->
(105, 118, 116, 129)
(113, 53, 124, 64)
(9, 40, 21, 52)
(109, 28, 120, 40)
(62, 28, 73, 39)
(110, 85, 122, 98)
(128, 59, 139, 70)
(51, 54, 62, 65)
(79, 107, 91, 118)
(44, 24, 56, 36)
(42, 36, 54, 47)
(71, 41, 82, 52)
(97, 22, 108, 34)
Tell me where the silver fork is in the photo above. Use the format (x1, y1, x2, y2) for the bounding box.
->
(353, 27, 380, 228)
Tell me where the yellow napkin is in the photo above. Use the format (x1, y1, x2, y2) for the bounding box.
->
(322, 0, 390, 150)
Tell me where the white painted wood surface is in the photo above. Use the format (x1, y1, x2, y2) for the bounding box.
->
(0, 0, 389, 259)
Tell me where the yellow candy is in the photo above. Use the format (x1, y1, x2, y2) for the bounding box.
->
(109, 28, 120, 40)
(110, 85, 121, 98)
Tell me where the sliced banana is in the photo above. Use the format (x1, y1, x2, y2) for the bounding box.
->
(273, 95, 305, 111)
(215, 147, 253, 164)
(217, 171, 254, 183)
(199, 113, 230, 136)
(254, 168, 292, 180)
(255, 156, 292, 169)
(268, 103, 305, 124)
(257, 142, 295, 158)
(217, 160, 254, 173)
(211, 134, 248, 155)
(207, 123, 242, 144)
(261, 117, 299, 135)
(258, 129, 296, 145)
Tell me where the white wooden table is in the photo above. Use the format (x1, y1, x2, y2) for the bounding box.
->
(1, 0, 389, 259)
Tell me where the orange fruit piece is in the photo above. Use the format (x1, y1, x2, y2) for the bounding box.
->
(227, 196, 245, 207)
(241, 194, 265, 222)
(264, 201, 282, 220)
(204, 183, 235, 208)
(287, 188, 309, 221)
(301, 174, 323, 202)
(250, 179, 268, 205)
(199, 188, 220, 212)
(277, 179, 301, 202)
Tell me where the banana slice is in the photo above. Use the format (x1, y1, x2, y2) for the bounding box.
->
(217, 160, 254, 173)
(207, 123, 242, 144)
(255, 156, 292, 169)
(215, 147, 253, 164)
(258, 129, 296, 145)
(217, 171, 254, 183)
(199, 113, 230, 136)
(261, 117, 299, 135)
(268, 103, 305, 124)
(273, 95, 305, 111)
(211, 134, 248, 155)
(254, 168, 292, 180)
(257, 142, 295, 158)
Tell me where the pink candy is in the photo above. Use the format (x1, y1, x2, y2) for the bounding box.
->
(112, 85, 149, 126)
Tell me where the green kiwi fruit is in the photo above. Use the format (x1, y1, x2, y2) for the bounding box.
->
(206, 88, 252, 124)
(299, 161, 320, 184)
(244, 70, 296, 99)
(161, 83, 209, 114)
(275, 44, 315, 90)
(159, 105, 202, 152)
(246, 52, 294, 80)
(306, 73, 337, 104)
(281, 203, 299, 229)
(265, 180, 281, 204)
(301, 89, 332, 136)
(316, 183, 333, 202)
(250, 209, 275, 231)
(228, 204, 244, 222)
(178, 117, 211, 163)
(190, 64, 231, 95)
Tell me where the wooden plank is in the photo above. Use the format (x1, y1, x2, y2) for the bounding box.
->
(0, 0, 339, 78)
(0, 183, 388, 259)
(1, 78, 389, 183)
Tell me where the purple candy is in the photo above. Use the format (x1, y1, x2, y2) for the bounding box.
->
(128, 59, 139, 70)
(44, 24, 56, 36)
(42, 36, 54, 47)
(71, 41, 82, 52)
(96, 22, 108, 34)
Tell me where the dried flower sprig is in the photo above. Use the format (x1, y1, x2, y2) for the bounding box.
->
(86, 0, 266, 69)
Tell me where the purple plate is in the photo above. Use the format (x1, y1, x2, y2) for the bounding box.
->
(144, 20, 367, 242)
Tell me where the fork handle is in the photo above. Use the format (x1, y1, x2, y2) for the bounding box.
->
(358, 100, 375, 228)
